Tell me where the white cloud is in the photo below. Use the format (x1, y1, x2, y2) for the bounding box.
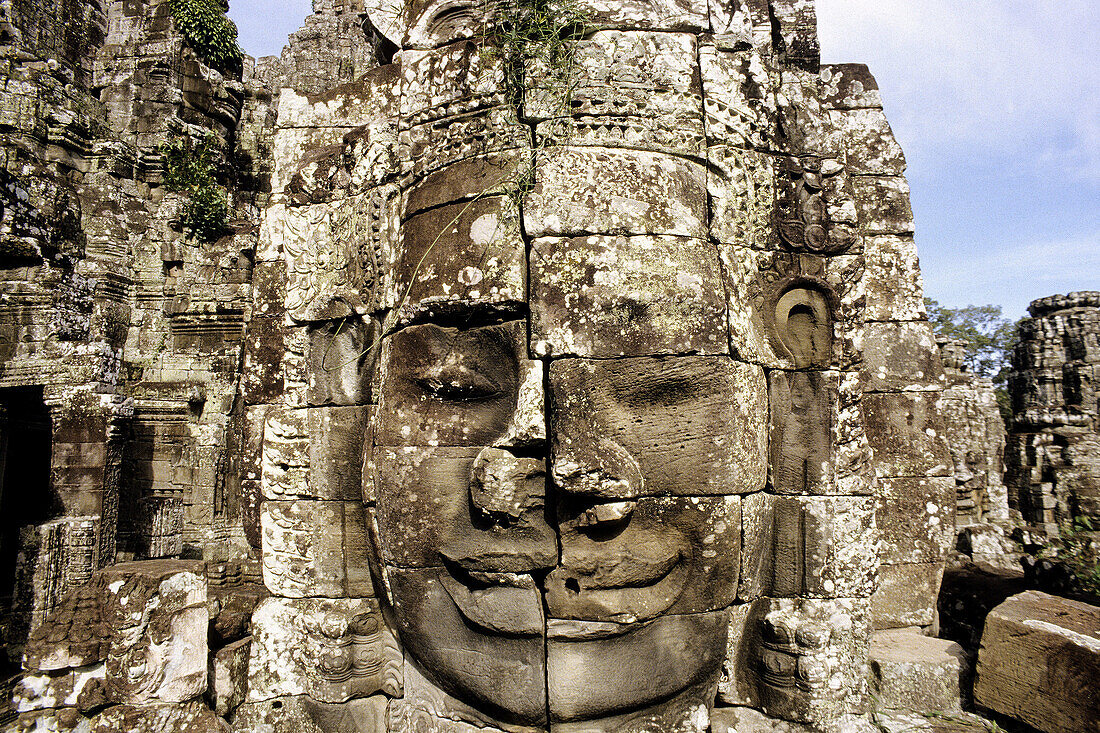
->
(816, 0, 1100, 181)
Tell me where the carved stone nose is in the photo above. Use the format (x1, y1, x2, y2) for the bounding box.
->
(551, 435, 644, 501)
(469, 447, 546, 524)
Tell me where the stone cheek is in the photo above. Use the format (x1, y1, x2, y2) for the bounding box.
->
(548, 357, 768, 498)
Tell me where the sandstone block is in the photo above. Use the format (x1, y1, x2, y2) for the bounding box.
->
(211, 638, 250, 718)
(876, 477, 955, 565)
(259, 500, 373, 597)
(862, 321, 947, 393)
(863, 392, 951, 479)
(706, 147, 777, 250)
(869, 628, 967, 713)
(530, 235, 727, 357)
(247, 597, 401, 704)
(862, 235, 926, 321)
(740, 493, 877, 600)
(872, 562, 943, 630)
(974, 591, 1100, 733)
(232, 694, 389, 733)
(549, 357, 767, 498)
(701, 45, 776, 149)
(524, 147, 707, 239)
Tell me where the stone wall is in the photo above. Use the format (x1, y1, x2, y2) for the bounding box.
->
(1006, 291, 1100, 531)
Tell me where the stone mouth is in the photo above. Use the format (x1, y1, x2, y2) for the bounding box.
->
(438, 569, 545, 637)
(543, 549, 688, 624)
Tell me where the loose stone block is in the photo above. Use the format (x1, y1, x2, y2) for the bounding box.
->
(872, 562, 944, 630)
(247, 597, 401, 704)
(740, 493, 877, 600)
(260, 500, 374, 597)
(524, 147, 707, 239)
(975, 591, 1100, 733)
(819, 63, 884, 111)
(549, 356, 768, 498)
(211, 638, 251, 718)
(863, 392, 951, 478)
(530, 235, 727, 357)
(869, 628, 967, 714)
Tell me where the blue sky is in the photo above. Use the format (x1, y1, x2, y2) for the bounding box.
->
(228, 0, 1099, 321)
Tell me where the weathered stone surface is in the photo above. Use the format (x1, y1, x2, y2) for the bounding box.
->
(863, 392, 951, 479)
(89, 701, 229, 732)
(872, 563, 944, 629)
(211, 638, 250, 718)
(533, 32, 705, 158)
(721, 597, 871, 727)
(862, 321, 946, 393)
(549, 357, 767, 498)
(530, 235, 727, 357)
(546, 496, 741, 621)
(740, 494, 877, 600)
(876, 477, 955, 565)
(869, 628, 967, 713)
(524, 147, 707, 239)
(231, 694, 389, 733)
(261, 407, 369, 501)
(247, 597, 401, 704)
(975, 591, 1100, 733)
(260, 500, 373, 597)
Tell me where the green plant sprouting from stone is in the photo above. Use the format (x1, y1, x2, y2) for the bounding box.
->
(160, 133, 230, 243)
(168, 0, 243, 70)
(481, 0, 590, 116)
(1041, 516, 1100, 597)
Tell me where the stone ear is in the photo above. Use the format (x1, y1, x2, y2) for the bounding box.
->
(771, 284, 833, 369)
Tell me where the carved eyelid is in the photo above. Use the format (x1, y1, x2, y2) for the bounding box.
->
(413, 363, 504, 402)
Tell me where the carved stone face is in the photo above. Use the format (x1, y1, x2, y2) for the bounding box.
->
(367, 156, 769, 727)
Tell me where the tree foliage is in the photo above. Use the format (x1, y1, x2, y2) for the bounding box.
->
(160, 134, 229, 243)
(168, 0, 242, 71)
(924, 298, 1019, 381)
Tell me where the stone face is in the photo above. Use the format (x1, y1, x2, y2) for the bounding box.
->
(1006, 292, 1100, 529)
(1, 0, 951, 730)
(975, 591, 1100, 733)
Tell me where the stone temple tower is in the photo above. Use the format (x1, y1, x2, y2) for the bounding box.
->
(0, 1, 956, 731)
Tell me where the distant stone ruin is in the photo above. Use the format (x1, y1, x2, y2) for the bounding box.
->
(0, 0, 963, 730)
(1006, 292, 1100, 532)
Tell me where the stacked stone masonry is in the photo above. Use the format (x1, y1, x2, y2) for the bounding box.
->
(1007, 291, 1100, 531)
(0, 0, 957, 731)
